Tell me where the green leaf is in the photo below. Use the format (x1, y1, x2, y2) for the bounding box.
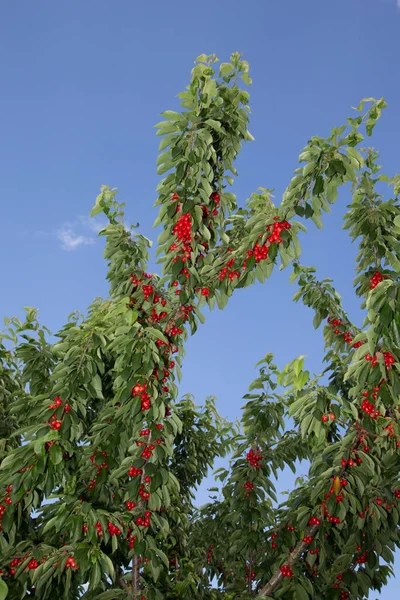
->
(220, 62, 234, 76)
(326, 181, 339, 204)
(161, 110, 183, 121)
(303, 162, 316, 177)
(150, 561, 161, 583)
(89, 562, 101, 589)
(241, 72, 252, 85)
(43, 515, 62, 534)
(346, 147, 364, 169)
(295, 583, 310, 600)
(129, 310, 138, 325)
(91, 374, 103, 399)
(144, 327, 168, 344)
(311, 213, 323, 229)
(157, 549, 169, 568)
(50, 444, 63, 465)
(195, 53, 208, 63)
(301, 413, 313, 437)
(292, 235, 301, 259)
(0, 579, 8, 600)
(90, 204, 104, 217)
(96, 592, 125, 600)
(205, 119, 221, 131)
(313, 175, 324, 196)
(0, 453, 18, 470)
(203, 78, 217, 98)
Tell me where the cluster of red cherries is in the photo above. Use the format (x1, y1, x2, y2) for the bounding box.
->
(242, 218, 291, 271)
(369, 271, 385, 289)
(135, 511, 151, 528)
(246, 447, 263, 468)
(132, 382, 152, 412)
(65, 556, 78, 569)
(128, 466, 143, 478)
(279, 564, 293, 578)
(169, 191, 219, 266)
(139, 482, 151, 502)
(90, 451, 108, 474)
(361, 388, 382, 419)
(142, 283, 155, 300)
(140, 444, 156, 460)
(94, 521, 103, 537)
(327, 317, 355, 346)
(365, 351, 395, 370)
(219, 256, 240, 282)
(243, 480, 254, 498)
(201, 192, 220, 219)
(87, 450, 109, 490)
(46, 396, 71, 431)
(321, 413, 335, 423)
(7, 557, 22, 576)
(173, 212, 192, 244)
(0, 484, 14, 532)
(107, 521, 122, 536)
(244, 218, 291, 268)
(360, 383, 400, 445)
(126, 530, 137, 550)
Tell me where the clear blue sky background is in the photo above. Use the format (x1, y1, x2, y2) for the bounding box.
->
(1, 0, 399, 596)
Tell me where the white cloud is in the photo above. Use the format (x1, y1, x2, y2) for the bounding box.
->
(57, 228, 94, 252)
(77, 215, 106, 234)
(55, 215, 107, 251)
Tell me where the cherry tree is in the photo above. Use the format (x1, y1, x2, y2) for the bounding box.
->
(0, 53, 398, 600)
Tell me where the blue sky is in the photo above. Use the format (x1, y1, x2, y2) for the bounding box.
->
(1, 0, 399, 596)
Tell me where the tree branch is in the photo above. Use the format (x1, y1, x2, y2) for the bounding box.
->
(132, 556, 139, 598)
(131, 431, 152, 598)
(258, 523, 320, 597)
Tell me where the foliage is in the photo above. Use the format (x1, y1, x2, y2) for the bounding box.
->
(0, 52, 398, 600)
